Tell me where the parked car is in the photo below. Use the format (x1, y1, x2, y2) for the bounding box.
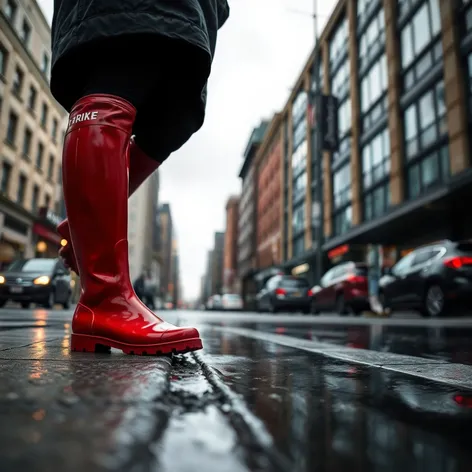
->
(256, 275, 312, 313)
(206, 294, 223, 311)
(310, 262, 369, 315)
(221, 293, 243, 311)
(0, 258, 72, 309)
(379, 240, 472, 317)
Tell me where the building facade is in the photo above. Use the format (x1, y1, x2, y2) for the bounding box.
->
(238, 121, 268, 309)
(223, 195, 239, 294)
(211, 231, 224, 296)
(0, 0, 67, 267)
(158, 203, 174, 304)
(128, 169, 160, 291)
(255, 113, 283, 273)
(279, 0, 472, 283)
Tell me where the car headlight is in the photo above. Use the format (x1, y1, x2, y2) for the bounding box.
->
(34, 275, 50, 285)
(0, 276, 4, 284)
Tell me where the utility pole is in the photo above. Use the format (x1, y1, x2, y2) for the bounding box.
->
(311, 0, 324, 284)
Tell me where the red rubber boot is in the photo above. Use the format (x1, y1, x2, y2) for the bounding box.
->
(57, 138, 161, 274)
(64, 94, 202, 355)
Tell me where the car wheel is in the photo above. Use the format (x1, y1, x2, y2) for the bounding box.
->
(269, 302, 278, 314)
(44, 291, 55, 309)
(423, 284, 446, 317)
(21, 302, 30, 309)
(336, 294, 348, 315)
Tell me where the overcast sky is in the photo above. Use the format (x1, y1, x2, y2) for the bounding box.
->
(38, 0, 336, 300)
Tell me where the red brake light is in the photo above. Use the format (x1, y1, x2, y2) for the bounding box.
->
(453, 394, 472, 407)
(443, 256, 472, 269)
(347, 274, 365, 283)
(275, 288, 286, 295)
(307, 289, 313, 297)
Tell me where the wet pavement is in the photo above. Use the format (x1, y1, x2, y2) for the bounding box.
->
(1, 308, 472, 471)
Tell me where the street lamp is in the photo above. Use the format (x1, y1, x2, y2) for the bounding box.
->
(310, 0, 324, 285)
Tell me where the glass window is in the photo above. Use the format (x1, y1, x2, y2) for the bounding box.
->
(292, 202, 305, 233)
(20, 19, 31, 46)
(407, 145, 449, 198)
(1, 161, 12, 194)
(330, 18, 348, 66)
(338, 98, 352, 137)
(27, 86, 37, 112)
(361, 54, 388, 113)
(40, 103, 48, 128)
(12, 66, 24, 97)
(36, 142, 44, 169)
(0, 44, 7, 77)
(41, 53, 50, 75)
(403, 80, 447, 160)
(17, 174, 26, 204)
(331, 58, 350, 99)
(4, 0, 17, 22)
(401, 0, 442, 70)
(6, 111, 18, 145)
(292, 236, 305, 258)
(22, 127, 32, 157)
(293, 171, 307, 201)
(32, 185, 39, 213)
(334, 206, 352, 236)
(48, 155, 54, 180)
(333, 163, 351, 209)
(358, 9, 386, 70)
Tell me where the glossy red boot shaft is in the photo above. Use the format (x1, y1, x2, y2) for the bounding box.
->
(57, 139, 161, 274)
(63, 94, 202, 355)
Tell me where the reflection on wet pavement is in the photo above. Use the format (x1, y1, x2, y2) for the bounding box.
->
(201, 327, 472, 472)
(194, 319, 472, 366)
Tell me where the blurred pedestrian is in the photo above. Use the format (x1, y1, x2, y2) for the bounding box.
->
(52, 0, 229, 355)
(133, 273, 146, 301)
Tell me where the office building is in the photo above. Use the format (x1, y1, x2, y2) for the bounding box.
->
(223, 195, 239, 294)
(280, 0, 471, 282)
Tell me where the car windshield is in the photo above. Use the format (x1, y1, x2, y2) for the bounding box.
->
(280, 278, 309, 288)
(7, 259, 56, 273)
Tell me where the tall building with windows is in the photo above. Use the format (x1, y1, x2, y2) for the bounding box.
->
(0, 0, 67, 266)
(280, 0, 472, 283)
(223, 195, 240, 294)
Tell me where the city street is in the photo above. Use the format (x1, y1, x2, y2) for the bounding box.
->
(1, 307, 472, 471)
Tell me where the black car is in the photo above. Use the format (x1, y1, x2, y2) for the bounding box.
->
(256, 275, 312, 314)
(0, 258, 72, 309)
(379, 240, 472, 317)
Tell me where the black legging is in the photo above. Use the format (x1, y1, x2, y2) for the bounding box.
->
(76, 38, 206, 162)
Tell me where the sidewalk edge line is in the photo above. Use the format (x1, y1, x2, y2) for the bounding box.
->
(208, 325, 472, 391)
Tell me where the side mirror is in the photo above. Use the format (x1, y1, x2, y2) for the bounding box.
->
(55, 269, 66, 276)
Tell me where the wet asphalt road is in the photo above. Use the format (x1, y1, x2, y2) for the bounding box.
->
(1, 307, 472, 472)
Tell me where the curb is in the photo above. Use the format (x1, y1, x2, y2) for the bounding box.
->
(208, 325, 472, 391)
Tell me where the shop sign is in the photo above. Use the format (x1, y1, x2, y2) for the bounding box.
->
(292, 263, 309, 276)
(38, 207, 62, 227)
(328, 244, 349, 260)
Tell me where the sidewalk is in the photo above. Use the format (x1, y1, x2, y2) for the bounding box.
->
(0, 311, 264, 472)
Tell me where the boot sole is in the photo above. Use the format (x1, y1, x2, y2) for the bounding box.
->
(71, 333, 203, 356)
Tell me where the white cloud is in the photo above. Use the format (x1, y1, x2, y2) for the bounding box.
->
(38, 0, 336, 300)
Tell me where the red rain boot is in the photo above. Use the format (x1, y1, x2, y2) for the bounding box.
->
(57, 138, 161, 274)
(63, 94, 202, 355)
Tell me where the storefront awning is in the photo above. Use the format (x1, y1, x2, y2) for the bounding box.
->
(32, 223, 62, 246)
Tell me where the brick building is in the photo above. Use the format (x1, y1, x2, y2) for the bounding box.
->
(256, 113, 283, 271)
(238, 121, 268, 309)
